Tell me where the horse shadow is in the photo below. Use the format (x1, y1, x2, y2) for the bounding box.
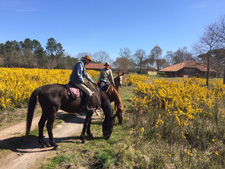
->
(0, 112, 105, 153)
(56, 111, 104, 124)
(56, 111, 85, 124)
(0, 134, 105, 153)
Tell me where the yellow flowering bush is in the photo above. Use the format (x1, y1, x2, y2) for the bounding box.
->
(124, 74, 150, 86)
(130, 77, 225, 127)
(0, 67, 99, 109)
(128, 74, 225, 167)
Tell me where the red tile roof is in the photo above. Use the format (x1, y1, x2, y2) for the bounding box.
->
(160, 61, 216, 72)
(85, 63, 105, 70)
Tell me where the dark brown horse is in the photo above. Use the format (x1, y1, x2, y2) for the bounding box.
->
(26, 82, 115, 149)
(114, 72, 124, 94)
(105, 85, 125, 124)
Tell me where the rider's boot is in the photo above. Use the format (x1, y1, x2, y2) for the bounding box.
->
(84, 95, 94, 113)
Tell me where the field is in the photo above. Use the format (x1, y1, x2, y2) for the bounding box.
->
(1, 68, 225, 168)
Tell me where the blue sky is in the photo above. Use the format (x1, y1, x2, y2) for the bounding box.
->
(0, 0, 225, 61)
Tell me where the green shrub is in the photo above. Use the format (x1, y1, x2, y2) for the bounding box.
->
(159, 72, 167, 77)
(194, 73, 200, 78)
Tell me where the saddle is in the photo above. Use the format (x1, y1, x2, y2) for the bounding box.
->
(66, 82, 82, 99)
(98, 81, 110, 92)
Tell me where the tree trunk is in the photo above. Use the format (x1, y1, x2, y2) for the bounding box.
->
(206, 56, 209, 86)
(223, 66, 225, 84)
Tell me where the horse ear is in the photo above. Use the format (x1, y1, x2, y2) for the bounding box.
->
(121, 72, 124, 76)
(124, 105, 126, 109)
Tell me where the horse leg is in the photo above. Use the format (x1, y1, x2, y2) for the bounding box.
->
(38, 112, 48, 148)
(87, 118, 94, 138)
(80, 112, 93, 143)
(117, 87, 121, 93)
(46, 112, 58, 150)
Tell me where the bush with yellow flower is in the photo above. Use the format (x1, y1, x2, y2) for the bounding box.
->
(0, 67, 99, 110)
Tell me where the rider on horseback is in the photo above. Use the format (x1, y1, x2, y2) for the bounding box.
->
(69, 55, 94, 113)
(98, 62, 115, 91)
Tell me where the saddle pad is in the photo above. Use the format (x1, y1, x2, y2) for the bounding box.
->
(66, 84, 80, 99)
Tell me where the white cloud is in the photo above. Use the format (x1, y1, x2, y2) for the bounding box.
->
(189, 3, 206, 9)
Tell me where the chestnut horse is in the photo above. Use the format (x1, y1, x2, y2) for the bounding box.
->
(114, 72, 124, 93)
(105, 85, 125, 124)
(26, 82, 115, 149)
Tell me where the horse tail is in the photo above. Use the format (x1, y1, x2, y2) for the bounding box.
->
(26, 87, 42, 136)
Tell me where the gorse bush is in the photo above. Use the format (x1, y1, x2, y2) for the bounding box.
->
(0, 67, 100, 110)
(127, 74, 225, 168)
(124, 74, 150, 86)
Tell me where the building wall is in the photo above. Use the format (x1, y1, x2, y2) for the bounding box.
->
(148, 71, 157, 75)
(165, 72, 176, 77)
(164, 68, 216, 78)
(178, 68, 202, 77)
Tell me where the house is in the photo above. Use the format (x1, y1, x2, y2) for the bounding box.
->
(137, 67, 157, 75)
(147, 67, 157, 75)
(85, 63, 105, 71)
(141, 67, 157, 75)
(159, 61, 216, 77)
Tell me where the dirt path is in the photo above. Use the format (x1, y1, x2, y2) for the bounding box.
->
(0, 110, 102, 169)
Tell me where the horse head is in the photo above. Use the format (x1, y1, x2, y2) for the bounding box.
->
(114, 72, 124, 93)
(102, 116, 115, 139)
(118, 72, 124, 85)
(100, 90, 115, 139)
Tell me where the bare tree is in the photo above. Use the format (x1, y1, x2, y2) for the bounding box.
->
(198, 49, 225, 78)
(193, 23, 220, 86)
(133, 49, 147, 73)
(92, 51, 110, 63)
(214, 15, 225, 44)
(113, 56, 135, 73)
(149, 46, 162, 75)
(158, 59, 168, 69)
(119, 48, 132, 59)
(166, 46, 195, 65)
(118, 48, 135, 71)
(213, 15, 225, 84)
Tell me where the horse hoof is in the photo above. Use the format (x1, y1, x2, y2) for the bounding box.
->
(40, 142, 48, 148)
(104, 136, 110, 140)
(53, 145, 59, 150)
(41, 144, 47, 148)
(88, 134, 94, 139)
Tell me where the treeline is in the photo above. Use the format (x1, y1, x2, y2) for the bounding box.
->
(0, 37, 78, 69)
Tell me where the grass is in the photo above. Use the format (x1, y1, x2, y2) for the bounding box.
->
(0, 107, 37, 129)
(39, 121, 130, 168)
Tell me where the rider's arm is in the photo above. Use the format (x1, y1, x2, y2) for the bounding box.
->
(86, 73, 94, 83)
(109, 70, 115, 84)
